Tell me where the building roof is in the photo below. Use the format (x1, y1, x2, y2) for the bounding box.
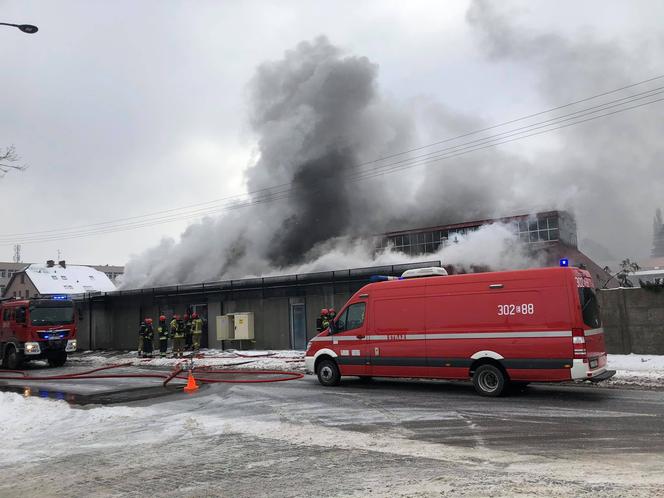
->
(19, 263, 117, 295)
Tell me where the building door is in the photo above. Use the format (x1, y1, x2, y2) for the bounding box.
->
(290, 303, 307, 350)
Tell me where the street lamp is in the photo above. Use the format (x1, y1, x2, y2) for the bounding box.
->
(0, 22, 38, 34)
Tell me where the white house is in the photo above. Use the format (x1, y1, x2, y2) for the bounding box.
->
(2, 260, 117, 298)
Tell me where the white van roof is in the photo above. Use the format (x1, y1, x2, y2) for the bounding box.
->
(400, 267, 448, 279)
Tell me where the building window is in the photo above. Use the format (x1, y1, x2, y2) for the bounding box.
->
(0, 270, 5, 278)
(20, 274, 25, 284)
(25, 289, 29, 298)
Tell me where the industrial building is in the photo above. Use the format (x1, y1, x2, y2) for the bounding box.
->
(70, 210, 610, 352)
(75, 261, 439, 352)
(376, 210, 611, 288)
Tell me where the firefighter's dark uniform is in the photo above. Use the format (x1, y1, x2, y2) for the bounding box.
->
(158, 322, 169, 357)
(172, 319, 185, 358)
(184, 318, 193, 350)
(192, 317, 203, 351)
(143, 323, 154, 357)
(138, 322, 147, 357)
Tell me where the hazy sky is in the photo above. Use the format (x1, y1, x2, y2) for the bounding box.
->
(1, 0, 663, 267)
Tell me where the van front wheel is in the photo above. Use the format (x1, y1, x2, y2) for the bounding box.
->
(317, 358, 341, 387)
(473, 364, 506, 397)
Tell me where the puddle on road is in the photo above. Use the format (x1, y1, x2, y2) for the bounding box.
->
(0, 383, 187, 406)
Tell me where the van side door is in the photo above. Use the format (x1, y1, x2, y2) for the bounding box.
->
(369, 293, 427, 378)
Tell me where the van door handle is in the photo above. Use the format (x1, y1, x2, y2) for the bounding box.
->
(356, 334, 365, 339)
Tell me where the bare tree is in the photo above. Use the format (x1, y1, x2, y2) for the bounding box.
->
(0, 145, 27, 177)
(602, 258, 641, 288)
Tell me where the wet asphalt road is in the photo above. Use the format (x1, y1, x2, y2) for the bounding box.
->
(204, 375, 664, 458)
(3, 370, 664, 497)
(3, 369, 664, 457)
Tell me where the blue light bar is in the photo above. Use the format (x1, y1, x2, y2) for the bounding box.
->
(51, 294, 69, 300)
(559, 258, 569, 267)
(369, 275, 399, 282)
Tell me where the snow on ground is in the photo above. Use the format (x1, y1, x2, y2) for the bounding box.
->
(2, 382, 664, 496)
(604, 354, 664, 389)
(68, 349, 305, 372)
(68, 350, 664, 389)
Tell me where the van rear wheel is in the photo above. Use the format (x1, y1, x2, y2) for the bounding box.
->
(317, 358, 341, 387)
(473, 364, 506, 397)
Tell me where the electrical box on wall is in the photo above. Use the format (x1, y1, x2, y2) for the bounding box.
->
(216, 315, 234, 340)
(216, 312, 254, 341)
(233, 312, 254, 340)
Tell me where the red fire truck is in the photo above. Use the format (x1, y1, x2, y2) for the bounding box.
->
(305, 266, 615, 396)
(0, 296, 78, 369)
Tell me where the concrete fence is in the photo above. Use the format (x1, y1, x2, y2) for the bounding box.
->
(598, 287, 664, 355)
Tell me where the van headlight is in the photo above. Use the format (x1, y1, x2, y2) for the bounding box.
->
(65, 340, 77, 352)
(24, 342, 41, 355)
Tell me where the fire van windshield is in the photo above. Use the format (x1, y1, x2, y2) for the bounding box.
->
(578, 287, 601, 328)
(30, 306, 74, 326)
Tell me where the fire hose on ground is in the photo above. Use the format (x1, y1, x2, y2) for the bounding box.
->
(0, 362, 304, 388)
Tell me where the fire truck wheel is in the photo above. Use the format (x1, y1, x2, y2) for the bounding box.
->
(48, 352, 67, 368)
(2, 345, 22, 370)
(473, 364, 507, 397)
(317, 358, 341, 387)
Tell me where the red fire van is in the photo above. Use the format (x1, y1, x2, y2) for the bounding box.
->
(1, 297, 78, 369)
(305, 266, 615, 396)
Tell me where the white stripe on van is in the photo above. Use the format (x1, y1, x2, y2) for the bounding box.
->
(584, 328, 604, 337)
(310, 330, 572, 342)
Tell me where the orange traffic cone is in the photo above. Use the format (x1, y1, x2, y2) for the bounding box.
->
(183, 370, 199, 393)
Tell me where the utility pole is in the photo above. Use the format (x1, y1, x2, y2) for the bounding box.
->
(13, 244, 21, 263)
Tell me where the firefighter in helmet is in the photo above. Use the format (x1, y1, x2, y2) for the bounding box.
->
(157, 315, 169, 357)
(143, 318, 154, 358)
(321, 308, 330, 331)
(137, 320, 147, 357)
(183, 313, 193, 350)
(328, 308, 336, 323)
(171, 314, 185, 358)
(191, 312, 204, 352)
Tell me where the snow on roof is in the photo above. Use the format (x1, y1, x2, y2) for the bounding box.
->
(25, 264, 116, 295)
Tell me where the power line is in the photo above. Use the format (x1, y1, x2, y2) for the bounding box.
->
(5, 73, 664, 240)
(4, 74, 664, 244)
(5, 92, 664, 245)
(7, 94, 663, 245)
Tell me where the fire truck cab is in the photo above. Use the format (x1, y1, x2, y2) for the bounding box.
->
(305, 266, 615, 396)
(0, 297, 78, 369)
